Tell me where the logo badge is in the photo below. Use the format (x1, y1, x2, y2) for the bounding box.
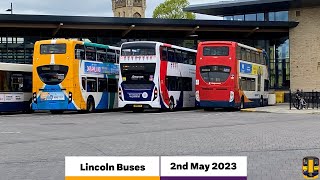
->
(142, 92, 148, 99)
(303, 157, 319, 179)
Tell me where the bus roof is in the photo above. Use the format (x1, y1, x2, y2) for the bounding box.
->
(199, 41, 263, 53)
(0, 62, 32, 72)
(35, 39, 120, 50)
(83, 42, 120, 50)
(121, 41, 197, 53)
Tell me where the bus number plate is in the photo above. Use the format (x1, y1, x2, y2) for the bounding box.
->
(133, 105, 143, 108)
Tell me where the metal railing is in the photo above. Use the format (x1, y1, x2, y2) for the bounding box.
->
(289, 90, 320, 110)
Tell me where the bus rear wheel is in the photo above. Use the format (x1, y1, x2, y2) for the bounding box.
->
(260, 96, 264, 107)
(87, 98, 95, 113)
(240, 97, 245, 110)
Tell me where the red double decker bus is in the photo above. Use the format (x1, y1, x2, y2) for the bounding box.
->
(196, 41, 269, 110)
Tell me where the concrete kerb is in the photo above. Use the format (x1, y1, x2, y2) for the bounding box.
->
(240, 104, 320, 114)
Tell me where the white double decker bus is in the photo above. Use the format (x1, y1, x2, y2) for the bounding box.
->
(118, 41, 197, 111)
(0, 62, 32, 113)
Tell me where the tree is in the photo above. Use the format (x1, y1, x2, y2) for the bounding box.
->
(153, 0, 196, 19)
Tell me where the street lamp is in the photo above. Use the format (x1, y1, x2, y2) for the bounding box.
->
(6, 3, 13, 14)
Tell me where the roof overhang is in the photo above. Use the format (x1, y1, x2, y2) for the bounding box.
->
(0, 14, 298, 39)
(185, 0, 320, 16)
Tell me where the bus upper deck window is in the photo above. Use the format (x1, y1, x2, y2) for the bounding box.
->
(203, 46, 229, 56)
(161, 47, 167, 61)
(40, 44, 66, 54)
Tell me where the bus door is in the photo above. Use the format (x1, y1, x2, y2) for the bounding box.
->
(81, 76, 87, 108)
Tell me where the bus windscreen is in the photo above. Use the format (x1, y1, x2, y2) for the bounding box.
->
(37, 65, 69, 85)
(120, 63, 156, 85)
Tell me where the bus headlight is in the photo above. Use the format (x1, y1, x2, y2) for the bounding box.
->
(119, 87, 123, 101)
(33, 92, 37, 104)
(229, 91, 234, 102)
(153, 87, 158, 101)
(195, 91, 200, 102)
(68, 92, 72, 103)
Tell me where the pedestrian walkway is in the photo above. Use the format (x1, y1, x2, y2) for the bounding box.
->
(241, 103, 320, 114)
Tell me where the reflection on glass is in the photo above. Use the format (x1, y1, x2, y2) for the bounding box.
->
(268, 12, 275, 21)
(257, 13, 264, 21)
(245, 14, 256, 21)
(275, 11, 288, 21)
(224, 16, 233, 20)
(234, 15, 244, 21)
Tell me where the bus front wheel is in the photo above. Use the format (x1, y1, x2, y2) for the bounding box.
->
(87, 98, 95, 113)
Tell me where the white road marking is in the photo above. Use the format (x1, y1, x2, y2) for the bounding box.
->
(0, 132, 21, 134)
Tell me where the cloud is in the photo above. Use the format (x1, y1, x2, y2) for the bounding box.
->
(0, 0, 220, 19)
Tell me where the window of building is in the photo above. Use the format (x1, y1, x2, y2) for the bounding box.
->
(234, 15, 244, 21)
(245, 14, 256, 21)
(268, 12, 275, 21)
(224, 16, 233, 20)
(275, 11, 288, 21)
(257, 13, 265, 21)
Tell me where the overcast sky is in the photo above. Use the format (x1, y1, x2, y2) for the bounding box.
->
(0, 0, 222, 19)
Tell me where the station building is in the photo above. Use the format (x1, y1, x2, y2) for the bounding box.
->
(1, 0, 318, 91)
(186, 0, 320, 91)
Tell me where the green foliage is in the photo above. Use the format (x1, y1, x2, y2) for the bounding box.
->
(153, 0, 196, 19)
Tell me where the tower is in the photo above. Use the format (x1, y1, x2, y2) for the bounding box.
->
(112, 0, 146, 18)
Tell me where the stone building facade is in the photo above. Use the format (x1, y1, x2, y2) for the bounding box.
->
(289, 7, 320, 91)
(112, 0, 146, 18)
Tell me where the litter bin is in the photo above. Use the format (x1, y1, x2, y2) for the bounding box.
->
(275, 91, 284, 103)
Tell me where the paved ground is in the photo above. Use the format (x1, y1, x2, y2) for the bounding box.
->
(242, 103, 320, 114)
(0, 110, 319, 180)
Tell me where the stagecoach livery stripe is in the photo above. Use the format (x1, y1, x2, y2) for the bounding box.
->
(84, 42, 109, 49)
(50, 39, 57, 65)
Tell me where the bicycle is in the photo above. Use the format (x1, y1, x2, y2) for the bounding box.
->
(294, 95, 308, 110)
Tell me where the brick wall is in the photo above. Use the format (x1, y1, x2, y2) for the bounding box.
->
(289, 7, 320, 91)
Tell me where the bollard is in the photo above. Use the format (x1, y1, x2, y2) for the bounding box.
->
(289, 89, 292, 110)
